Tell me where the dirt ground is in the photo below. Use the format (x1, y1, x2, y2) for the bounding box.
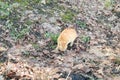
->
(0, 0, 120, 80)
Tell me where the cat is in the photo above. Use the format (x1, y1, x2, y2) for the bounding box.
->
(55, 25, 77, 52)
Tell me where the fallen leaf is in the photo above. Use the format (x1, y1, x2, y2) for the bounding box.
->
(0, 47, 7, 52)
(97, 68, 104, 76)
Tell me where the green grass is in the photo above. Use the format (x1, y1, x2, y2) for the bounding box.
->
(5, 20, 30, 41)
(104, 0, 115, 8)
(0, 0, 77, 42)
(44, 32, 59, 49)
(45, 32, 59, 44)
(32, 43, 40, 49)
(76, 20, 87, 29)
(0, 1, 10, 19)
(61, 10, 75, 22)
(0, 1, 33, 41)
(22, 51, 30, 57)
(81, 36, 90, 43)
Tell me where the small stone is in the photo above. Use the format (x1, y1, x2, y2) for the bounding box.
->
(49, 17, 56, 23)
(43, 50, 49, 54)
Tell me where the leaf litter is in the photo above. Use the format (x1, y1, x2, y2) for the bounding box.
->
(0, 0, 120, 80)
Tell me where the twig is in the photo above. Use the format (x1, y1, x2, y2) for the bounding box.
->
(65, 70, 71, 80)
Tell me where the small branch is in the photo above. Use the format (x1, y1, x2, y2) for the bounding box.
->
(65, 70, 71, 80)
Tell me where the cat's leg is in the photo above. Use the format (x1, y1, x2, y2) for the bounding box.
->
(70, 42, 74, 46)
(62, 44, 68, 51)
(55, 45, 58, 50)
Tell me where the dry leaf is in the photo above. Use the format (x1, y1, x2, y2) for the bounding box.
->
(97, 68, 104, 76)
(0, 47, 7, 52)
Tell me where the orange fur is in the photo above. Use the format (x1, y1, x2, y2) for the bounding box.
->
(55, 27, 77, 51)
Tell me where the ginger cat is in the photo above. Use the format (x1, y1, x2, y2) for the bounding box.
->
(55, 26, 77, 51)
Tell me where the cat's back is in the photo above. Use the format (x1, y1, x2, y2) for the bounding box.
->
(58, 27, 77, 40)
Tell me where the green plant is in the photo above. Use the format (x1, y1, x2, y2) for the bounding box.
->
(104, 0, 114, 8)
(50, 45, 56, 49)
(32, 43, 40, 49)
(46, 0, 58, 4)
(50, 34, 59, 44)
(81, 36, 90, 43)
(76, 20, 87, 29)
(0, 1, 22, 19)
(0, 1, 10, 19)
(17, 27, 30, 39)
(22, 51, 30, 57)
(45, 32, 59, 44)
(5, 20, 30, 40)
(44, 32, 59, 49)
(61, 10, 75, 22)
(2, 1, 32, 41)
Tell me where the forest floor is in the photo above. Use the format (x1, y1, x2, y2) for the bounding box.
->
(0, 0, 120, 80)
